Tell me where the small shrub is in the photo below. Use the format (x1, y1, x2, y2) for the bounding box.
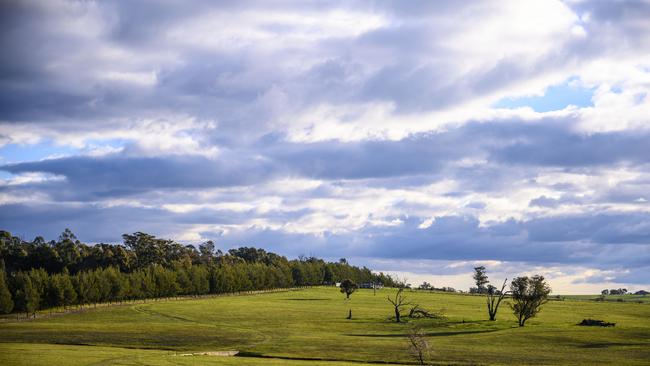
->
(578, 319, 615, 327)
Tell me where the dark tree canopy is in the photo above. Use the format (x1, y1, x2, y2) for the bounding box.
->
(473, 266, 489, 294)
(340, 279, 358, 299)
(510, 275, 551, 326)
(13, 271, 40, 317)
(0, 260, 14, 314)
(0, 229, 397, 315)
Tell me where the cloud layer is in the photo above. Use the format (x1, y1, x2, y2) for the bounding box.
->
(2, 0, 650, 293)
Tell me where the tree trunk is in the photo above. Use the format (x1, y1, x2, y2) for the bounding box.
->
(346, 309, 352, 319)
(395, 307, 400, 322)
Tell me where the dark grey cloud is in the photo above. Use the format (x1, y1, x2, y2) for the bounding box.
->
(5, 118, 650, 199)
(491, 129, 650, 167)
(0, 127, 463, 198)
(1, 154, 275, 197)
(5, 199, 648, 273)
(198, 213, 650, 271)
(368, 214, 650, 269)
(571, 0, 650, 40)
(529, 196, 561, 208)
(267, 134, 460, 180)
(0, 203, 182, 243)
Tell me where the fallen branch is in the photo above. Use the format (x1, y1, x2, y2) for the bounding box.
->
(408, 305, 446, 319)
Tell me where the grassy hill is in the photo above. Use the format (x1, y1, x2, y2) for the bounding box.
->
(1, 287, 649, 365)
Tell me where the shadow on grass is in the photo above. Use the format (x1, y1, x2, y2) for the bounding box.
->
(284, 298, 331, 301)
(236, 351, 399, 364)
(579, 342, 647, 349)
(344, 329, 502, 338)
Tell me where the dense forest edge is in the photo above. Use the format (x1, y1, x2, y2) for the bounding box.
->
(0, 229, 396, 317)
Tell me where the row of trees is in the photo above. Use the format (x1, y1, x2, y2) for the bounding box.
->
(601, 289, 648, 296)
(0, 229, 396, 316)
(417, 282, 456, 293)
(601, 288, 628, 295)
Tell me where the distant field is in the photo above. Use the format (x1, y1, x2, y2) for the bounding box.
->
(564, 294, 650, 304)
(1, 287, 649, 365)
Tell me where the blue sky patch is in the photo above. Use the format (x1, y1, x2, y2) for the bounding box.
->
(493, 79, 595, 112)
(0, 138, 127, 164)
(0, 140, 78, 164)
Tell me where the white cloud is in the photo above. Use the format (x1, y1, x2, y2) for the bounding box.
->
(99, 70, 158, 86)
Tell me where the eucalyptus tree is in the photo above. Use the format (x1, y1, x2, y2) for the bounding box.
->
(14, 271, 40, 317)
(510, 275, 551, 326)
(0, 260, 13, 314)
(473, 266, 489, 294)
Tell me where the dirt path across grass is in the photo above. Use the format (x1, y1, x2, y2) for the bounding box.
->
(178, 351, 239, 356)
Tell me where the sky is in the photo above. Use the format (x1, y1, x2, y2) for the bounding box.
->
(1, 0, 650, 294)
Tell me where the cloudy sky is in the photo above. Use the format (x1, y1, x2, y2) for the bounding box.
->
(2, 0, 650, 293)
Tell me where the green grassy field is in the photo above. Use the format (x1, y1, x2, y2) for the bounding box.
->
(564, 294, 650, 304)
(1, 287, 649, 365)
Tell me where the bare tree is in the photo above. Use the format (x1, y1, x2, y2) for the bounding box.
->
(486, 278, 509, 321)
(407, 325, 431, 365)
(510, 275, 551, 326)
(387, 288, 411, 322)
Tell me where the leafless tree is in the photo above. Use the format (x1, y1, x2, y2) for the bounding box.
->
(387, 288, 411, 322)
(407, 325, 431, 365)
(486, 278, 509, 321)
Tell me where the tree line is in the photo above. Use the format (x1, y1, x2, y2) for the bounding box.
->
(0, 229, 396, 316)
(601, 288, 628, 295)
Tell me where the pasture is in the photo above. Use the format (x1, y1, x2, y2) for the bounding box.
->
(1, 287, 649, 365)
